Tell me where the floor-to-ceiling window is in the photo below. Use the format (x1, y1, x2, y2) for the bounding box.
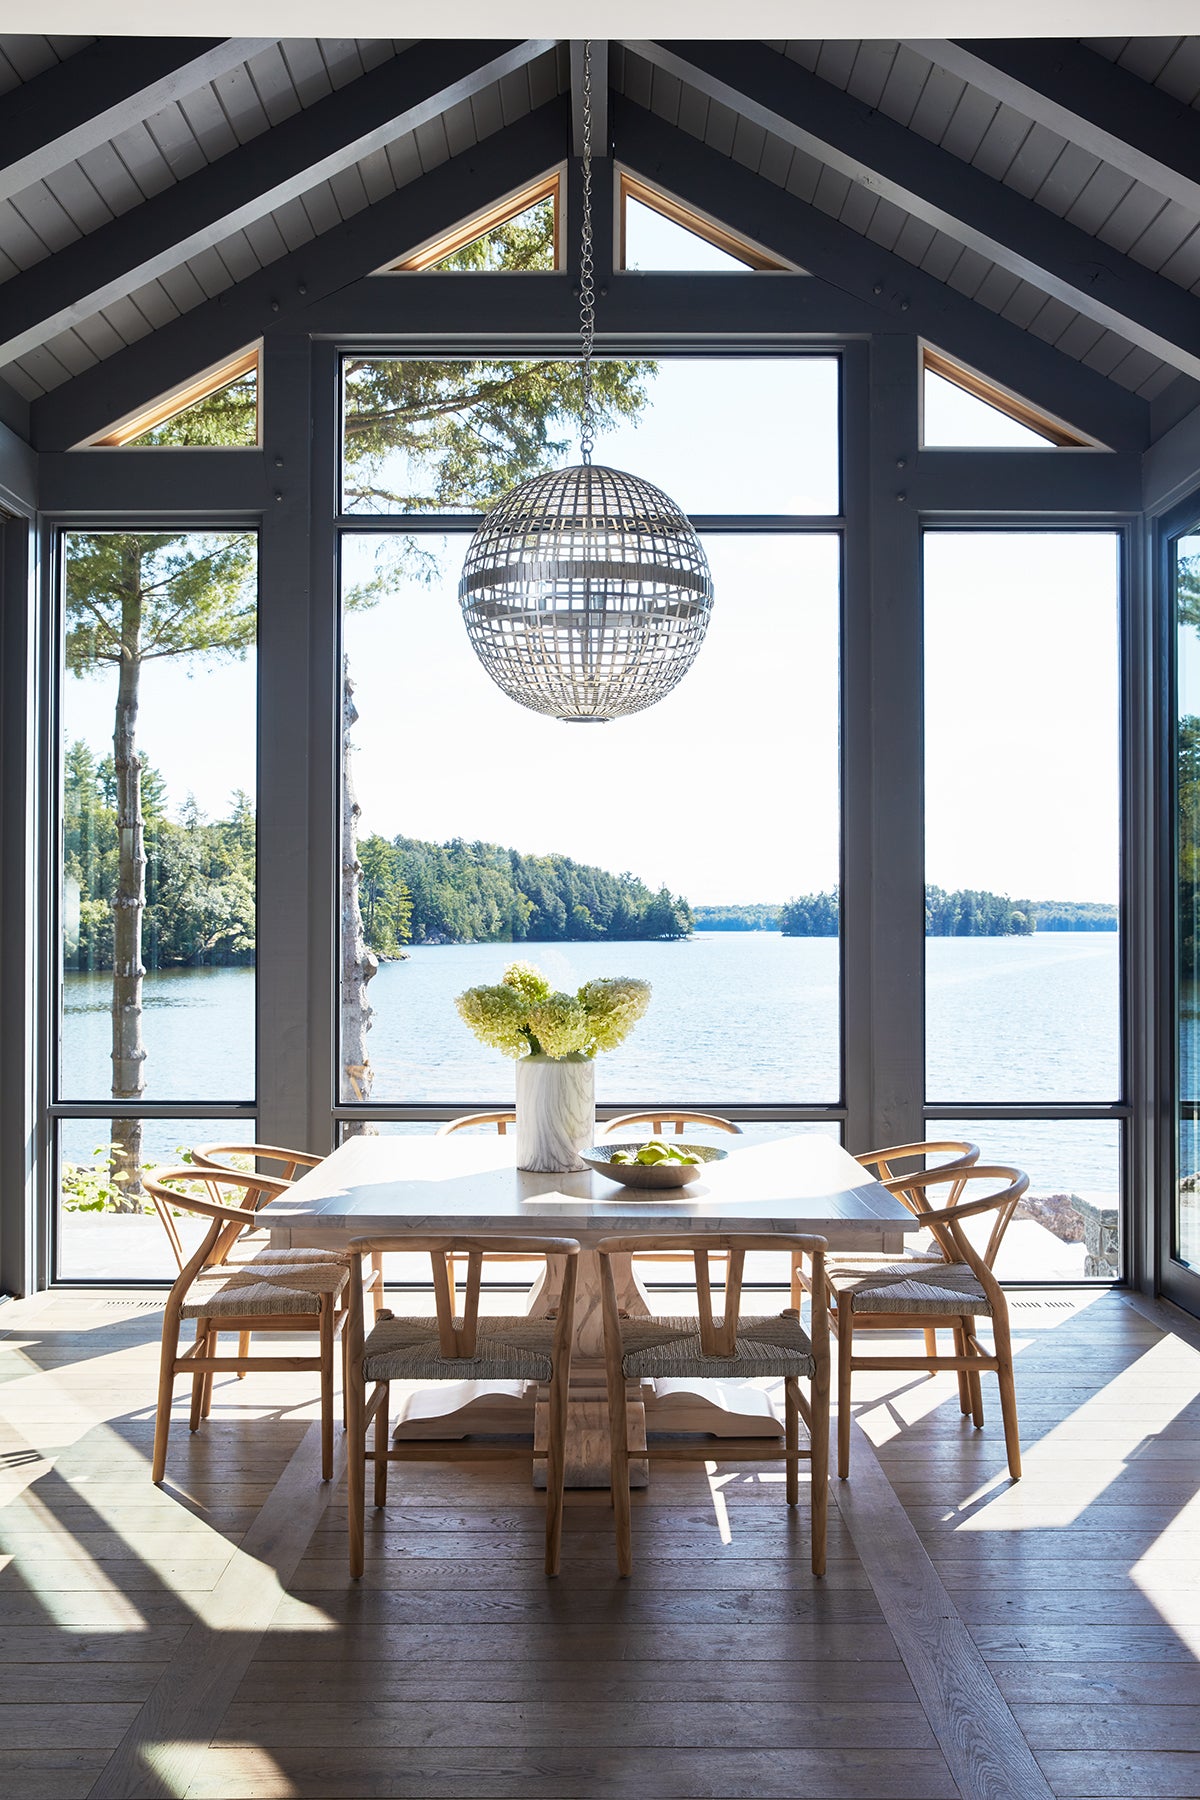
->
(1173, 523, 1200, 1300)
(32, 336, 1141, 1290)
(52, 529, 258, 1279)
(924, 529, 1124, 1280)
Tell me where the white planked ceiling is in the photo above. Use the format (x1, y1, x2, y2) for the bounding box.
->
(0, 34, 1197, 421)
(0, 39, 568, 400)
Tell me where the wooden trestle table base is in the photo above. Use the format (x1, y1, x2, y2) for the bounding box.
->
(265, 1132, 920, 1487)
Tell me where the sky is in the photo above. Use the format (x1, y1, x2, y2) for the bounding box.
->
(60, 201, 1122, 908)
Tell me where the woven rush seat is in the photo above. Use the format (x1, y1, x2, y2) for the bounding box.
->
(225, 1243, 348, 1269)
(615, 1310, 817, 1379)
(826, 1258, 989, 1316)
(181, 1258, 349, 1320)
(362, 1312, 556, 1383)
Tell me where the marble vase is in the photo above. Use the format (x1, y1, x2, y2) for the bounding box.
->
(515, 1054, 595, 1173)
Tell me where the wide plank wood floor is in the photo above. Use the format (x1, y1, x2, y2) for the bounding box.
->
(1, 1284, 1197, 1799)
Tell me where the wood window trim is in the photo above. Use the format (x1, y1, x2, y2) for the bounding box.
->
(87, 348, 261, 449)
(389, 172, 561, 273)
(922, 348, 1096, 449)
(618, 173, 790, 273)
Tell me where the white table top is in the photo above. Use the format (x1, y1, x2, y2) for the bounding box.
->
(264, 1132, 920, 1248)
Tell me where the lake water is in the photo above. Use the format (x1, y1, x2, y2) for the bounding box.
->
(61, 930, 1122, 1196)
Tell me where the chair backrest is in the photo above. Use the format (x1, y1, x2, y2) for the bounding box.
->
(600, 1110, 742, 1139)
(344, 1234, 580, 1365)
(191, 1141, 323, 1184)
(856, 1140, 980, 1261)
(144, 1165, 291, 1273)
(597, 1232, 827, 1359)
(436, 1112, 517, 1137)
(879, 1166, 1028, 1295)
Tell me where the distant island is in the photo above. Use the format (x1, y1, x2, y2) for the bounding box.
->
(694, 891, 1118, 937)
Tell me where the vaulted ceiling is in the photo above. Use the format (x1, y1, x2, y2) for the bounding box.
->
(3, 34, 1200, 454)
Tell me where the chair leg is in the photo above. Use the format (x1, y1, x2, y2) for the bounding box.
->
(837, 1304, 855, 1480)
(924, 1328, 938, 1361)
(960, 1318, 985, 1425)
(347, 1355, 365, 1580)
(543, 1364, 570, 1578)
(991, 1309, 1022, 1481)
(189, 1320, 209, 1432)
(809, 1356, 829, 1579)
(956, 1357, 972, 1416)
(237, 1330, 250, 1376)
(200, 1326, 217, 1420)
(784, 1375, 800, 1506)
(319, 1298, 335, 1481)
(152, 1308, 182, 1484)
(373, 1382, 391, 1507)
(602, 1336, 633, 1578)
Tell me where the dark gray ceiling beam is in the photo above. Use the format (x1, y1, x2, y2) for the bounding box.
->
(613, 98, 1148, 453)
(0, 38, 274, 207)
(627, 39, 1200, 385)
(0, 38, 553, 369)
(908, 38, 1200, 219)
(31, 100, 569, 452)
(571, 41, 609, 156)
(298, 271, 883, 338)
(916, 448, 1139, 514)
(39, 448, 268, 516)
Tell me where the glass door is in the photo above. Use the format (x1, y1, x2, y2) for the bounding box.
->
(1171, 525, 1200, 1307)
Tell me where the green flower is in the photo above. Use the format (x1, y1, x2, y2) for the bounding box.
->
(577, 976, 652, 1053)
(454, 982, 529, 1057)
(526, 994, 590, 1058)
(501, 960, 551, 1004)
(455, 961, 652, 1059)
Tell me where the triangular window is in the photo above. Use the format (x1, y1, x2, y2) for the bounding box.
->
(922, 349, 1093, 449)
(389, 174, 559, 272)
(619, 173, 789, 272)
(87, 348, 259, 449)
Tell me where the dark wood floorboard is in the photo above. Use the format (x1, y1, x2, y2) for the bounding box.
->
(1, 1286, 1197, 1800)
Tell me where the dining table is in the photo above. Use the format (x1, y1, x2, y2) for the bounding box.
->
(264, 1130, 922, 1486)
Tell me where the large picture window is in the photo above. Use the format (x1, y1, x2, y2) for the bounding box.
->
(55, 530, 258, 1279)
(337, 355, 842, 1127)
(924, 529, 1122, 1280)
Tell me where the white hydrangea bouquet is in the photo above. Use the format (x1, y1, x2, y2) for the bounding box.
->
(455, 961, 651, 1172)
(455, 960, 651, 1060)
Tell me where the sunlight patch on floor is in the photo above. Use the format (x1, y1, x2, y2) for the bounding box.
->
(1, 1477, 148, 1629)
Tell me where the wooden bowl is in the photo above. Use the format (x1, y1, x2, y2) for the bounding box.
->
(581, 1142, 727, 1190)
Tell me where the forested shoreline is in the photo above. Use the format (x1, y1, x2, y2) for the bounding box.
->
(359, 834, 693, 950)
(695, 892, 1118, 936)
(63, 742, 1117, 971)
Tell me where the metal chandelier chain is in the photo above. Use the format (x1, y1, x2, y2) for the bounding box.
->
(578, 39, 596, 466)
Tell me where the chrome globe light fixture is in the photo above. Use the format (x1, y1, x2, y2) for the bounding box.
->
(458, 44, 714, 722)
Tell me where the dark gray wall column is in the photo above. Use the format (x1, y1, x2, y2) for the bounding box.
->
(256, 333, 333, 1155)
(0, 510, 43, 1295)
(842, 335, 925, 1154)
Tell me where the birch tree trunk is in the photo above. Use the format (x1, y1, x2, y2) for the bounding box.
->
(109, 542, 145, 1208)
(341, 664, 377, 1135)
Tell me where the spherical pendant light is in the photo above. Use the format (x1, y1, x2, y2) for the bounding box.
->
(458, 41, 714, 723)
(459, 462, 713, 722)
